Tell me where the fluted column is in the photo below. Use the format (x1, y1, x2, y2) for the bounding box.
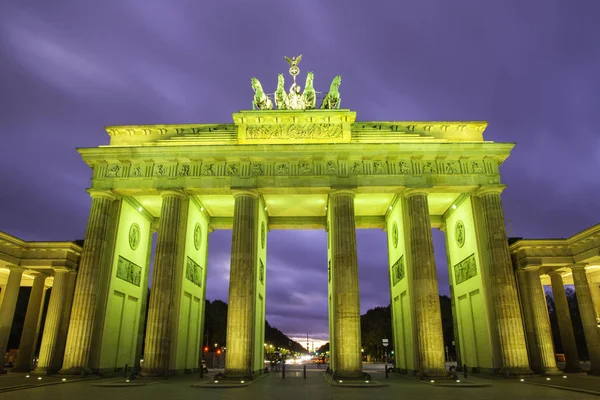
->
(13, 273, 47, 372)
(142, 190, 186, 376)
(516, 269, 541, 372)
(330, 189, 362, 379)
(548, 271, 583, 372)
(33, 269, 73, 374)
(525, 268, 560, 374)
(477, 186, 531, 374)
(571, 265, 600, 374)
(0, 266, 24, 372)
(224, 191, 259, 378)
(405, 189, 446, 377)
(61, 190, 116, 374)
(590, 282, 600, 321)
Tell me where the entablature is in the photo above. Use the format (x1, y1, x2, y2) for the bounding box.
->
(510, 223, 600, 269)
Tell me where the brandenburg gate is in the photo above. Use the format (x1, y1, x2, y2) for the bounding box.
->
(53, 57, 534, 379)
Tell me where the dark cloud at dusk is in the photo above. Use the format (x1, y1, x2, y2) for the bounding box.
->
(1, 0, 599, 341)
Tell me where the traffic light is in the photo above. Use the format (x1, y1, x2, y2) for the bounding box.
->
(204, 346, 208, 352)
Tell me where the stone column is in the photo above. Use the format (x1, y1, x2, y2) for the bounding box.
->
(405, 189, 446, 377)
(590, 282, 600, 321)
(224, 191, 259, 378)
(548, 271, 583, 372)
(525, 268, 560, 374)
(33, 269, 73, 375)
(0, 284, 6, 309)
(0, 266, 24, 372)
(329, 189, 362, 379)
(571, 265, 600, 374)
(60, 190, 116, 374)
(477, 187, 531, 374)
(13, 273, 47, 372)
(142, 191, 186, 376)
(516, 269, 541, 372)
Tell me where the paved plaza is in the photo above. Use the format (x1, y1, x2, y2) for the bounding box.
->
(1, 365, 599, 400)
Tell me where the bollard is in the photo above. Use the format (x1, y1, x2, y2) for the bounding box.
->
(282, 361, 286, 379)
(124, 364, 128, 378)
(385, 364, 389, 379)
(463, 364, 467, 379)
(200, 366, 203, 379)
(303, 364, 307, 379)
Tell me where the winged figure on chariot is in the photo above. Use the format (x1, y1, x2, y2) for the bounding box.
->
(250, 55, 342, 111)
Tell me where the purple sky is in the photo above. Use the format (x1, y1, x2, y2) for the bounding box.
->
(1, 1, 599, 342)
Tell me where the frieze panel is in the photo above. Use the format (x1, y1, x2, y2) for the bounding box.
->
(130, 165, 144, 177)
(95, 157, 499, 181)
(185, 256, 203, 288)
(454, 253, 477, 285)
(116, 256, 142, 287)
(105, 164, 121, 178)
(391, 255, 405, 286)
(245, 123, 343, 140)
(398, 160, 412, 174)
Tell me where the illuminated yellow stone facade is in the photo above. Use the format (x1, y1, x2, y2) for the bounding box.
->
(510, 224, 600, 375)
(54, 107, 530, 379)
(6, 107, 576, 379)
(0, 232, 80, 374)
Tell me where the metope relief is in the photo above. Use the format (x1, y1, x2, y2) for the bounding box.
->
(116, 256, 142, 287)
(185, 257, 203, 288)
(130, 166, 143, 177)
(454, 254, 477, 285)
(106, 165, 121, 178)
(226, 163, 239, 176)
(422, 161, 437, 174)
(298, 161, 313, 175)
(391, 255, 405, 286)
(250, 163, 264, 176)
(398, 161, 412, 174)
(445, 161, 460, 174)
(472, 161, 484, 174)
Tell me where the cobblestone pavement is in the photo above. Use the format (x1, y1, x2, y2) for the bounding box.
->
(1, 371, 599, 400)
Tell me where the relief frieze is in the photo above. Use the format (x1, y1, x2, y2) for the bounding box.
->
(245, 123, 343, 140)
(454, 253, 477, 285)
(185, 256, 203, 288)
(391, 255, 405, 286)
(116, 256, 142, 287)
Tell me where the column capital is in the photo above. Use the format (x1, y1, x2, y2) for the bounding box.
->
(232, 189, 259, 199)
(403, 188, 430, 198)
(8, 266, 26, 273)
(546, 269, 565, 277)
(570, 264, 590, 272)
(475, 185, 506, 197)
(522, 264, 542, 272)
(86, 189, 117, 201)
(52, 267, 72, 274)
(159, 190, 186, 199)
(329, 188, 355, 198)
(29, 271, 48, 280)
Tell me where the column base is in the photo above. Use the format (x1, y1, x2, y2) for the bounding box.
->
(587, 369, 600, 376)
(562, 365, 586, 374)
(10, 365, 33, 373)
(31, 367, 58, 376)
(539, 367, 563, 376)
(332, 370, 367, 380)
(59, 366, 93, 376)
(140, 368, 175, 378)
(498, 366, 534, 377)
(221, 368, 254, 380)
(416, 368, 451, 379)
